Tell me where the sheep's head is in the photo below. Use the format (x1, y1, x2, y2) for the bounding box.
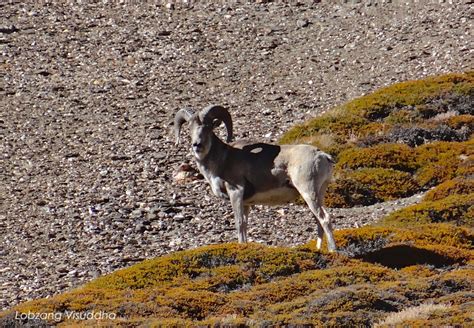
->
(174, 105, 233, 160)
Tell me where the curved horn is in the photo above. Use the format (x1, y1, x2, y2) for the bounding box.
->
(174, 108, 193, 145)
(199, 105, 233, 142)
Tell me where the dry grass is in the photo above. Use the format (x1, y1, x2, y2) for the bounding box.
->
(374, 303, 451, 327)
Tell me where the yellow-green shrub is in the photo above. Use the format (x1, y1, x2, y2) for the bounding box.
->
(278, 111, 368, 146)
(413, 139, 473, 187)
(379, 194, 473, 227)
(415, 160, 463, 188)
(336, 144, 418, 172)
(87, 243, 332, 294)
(415, 140, 473, 166)
(424, 178, 474, 201)
(231, 261, 396, 307)
(385, 109, 421, 125)
(281, 73, 473, 208)
(326, 168, 418, 207)
(325, 176, 378, 208)
(155, 288, 226, 320)
(350, 168, 418, 201)
(335, 224, 473, 255)
(456, 154, 474, 177)
(280, 72, 474, 146)
(343, 72, 474, 120)
(446, 114, 474, 129)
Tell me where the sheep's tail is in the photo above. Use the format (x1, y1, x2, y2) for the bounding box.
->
(324, 153, 335, 182)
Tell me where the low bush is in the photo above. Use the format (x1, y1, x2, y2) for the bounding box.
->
(325, 176, 379, 208)
(456, 154, 474, 177)
(350, 168, 418, 201)
(3, 224, 472, 327)
(424, 178, 474, 201)
(280, 72, 473, 208)
(335, 224, 473, 255)
(278, 110, 368, 146)
(446, 114, 474, 130)
(280, 72, 473, 150)
(336, 144, 418, 172)
(326, 168, 418, 207)
(378, 194, 473, 227)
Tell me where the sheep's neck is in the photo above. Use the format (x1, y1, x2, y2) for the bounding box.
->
(198, 135, 227, 171)
(193, 135, 232, 199)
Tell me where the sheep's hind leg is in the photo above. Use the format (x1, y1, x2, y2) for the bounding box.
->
(289, 154, 336, 252)
(315, 221, 324, 250)
(291, 176, 336, 252)
(300, 193, 336, 252)
(316, 180, 335, 251)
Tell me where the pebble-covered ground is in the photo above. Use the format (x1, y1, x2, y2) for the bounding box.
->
(1, 1, 472, 310)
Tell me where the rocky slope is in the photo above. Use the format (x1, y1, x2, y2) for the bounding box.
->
(1, 1, 472, 310)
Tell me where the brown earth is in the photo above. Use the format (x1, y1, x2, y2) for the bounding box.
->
(1, 1, 472, 310)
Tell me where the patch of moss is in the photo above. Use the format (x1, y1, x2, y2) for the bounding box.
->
(446, 114, 474, 130)
(4, 224, 473, 327)
(278, 110, 369, 148)
(328, 168, 418, 207)
(424, 177, 474, 201)
(281, 73, 473, 208)
(280, 72, 473, 148)
(336, 143, 418, 172)
(379, 194, 473, 227)
(325, 175, 379, 208)
(413, 140, 473, 187)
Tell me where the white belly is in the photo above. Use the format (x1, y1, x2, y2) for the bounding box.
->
(244, 187, 300, 206)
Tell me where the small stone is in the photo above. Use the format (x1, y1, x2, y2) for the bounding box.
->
(173, 214, 185, 222)
(173, 163, 202, 183)
(130, 209, 143, 219)
(134, 223, 146, 233)
(296, 19, 310, 28)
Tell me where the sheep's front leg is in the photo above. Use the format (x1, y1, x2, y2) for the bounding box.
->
(209, 176, 229, 199)
(226, 184, 247, 243)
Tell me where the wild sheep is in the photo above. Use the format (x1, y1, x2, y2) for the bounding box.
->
(174, 105, 337, 252)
